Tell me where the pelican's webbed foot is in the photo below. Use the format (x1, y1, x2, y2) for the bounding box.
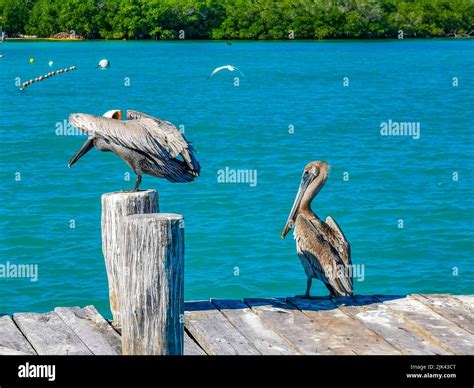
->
(129, 174, 142, 192)
(294, 278, 325, 299)
(295, 278, 312, 299)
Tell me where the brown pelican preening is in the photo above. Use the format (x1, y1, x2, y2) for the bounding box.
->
(281, 161, 353, 298)
(68, 110, 201, 191)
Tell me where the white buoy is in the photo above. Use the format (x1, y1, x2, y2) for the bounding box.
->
(98, 59, 110, 69)
(48, 61, 54, 67)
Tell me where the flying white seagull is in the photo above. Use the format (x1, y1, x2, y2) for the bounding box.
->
(208, 65, 245, 79)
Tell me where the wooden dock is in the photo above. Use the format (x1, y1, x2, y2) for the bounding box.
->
(1, 294, 472, 355)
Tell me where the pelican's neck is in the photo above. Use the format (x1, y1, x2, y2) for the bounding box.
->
(299, 171, 327, 219)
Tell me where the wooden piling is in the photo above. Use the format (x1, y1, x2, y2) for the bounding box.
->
(101, 190, 159, 326)
(118, 213, 184, 355)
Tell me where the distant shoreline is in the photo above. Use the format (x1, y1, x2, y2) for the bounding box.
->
(7, 37, 82, 41)
(5, 36, 473, 43)
(2, 0, 471, 42)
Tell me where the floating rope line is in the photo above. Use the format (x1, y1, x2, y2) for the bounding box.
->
(20, 66, 77, 91)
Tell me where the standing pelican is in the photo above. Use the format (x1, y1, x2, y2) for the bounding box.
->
(68, 110, 200, 191)
(281, 161, 353, 298)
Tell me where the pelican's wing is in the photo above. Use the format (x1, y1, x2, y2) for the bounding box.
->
(69, 113, 168, 160)
(69, 113, 200, 182)
(325, 216, 351, 267)
(294, 215, 353, 297)
(208, 66, 226, 79)
(127, 110, 200, 175)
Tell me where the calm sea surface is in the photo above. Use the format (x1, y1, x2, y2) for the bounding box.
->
(0, 40, 473, 317)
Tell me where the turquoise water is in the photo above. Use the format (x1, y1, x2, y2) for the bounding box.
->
(0, 40, 473, 317)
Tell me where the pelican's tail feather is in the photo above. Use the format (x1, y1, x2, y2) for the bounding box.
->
(326, 268, 353, 298)
(160, 158, 200, 183)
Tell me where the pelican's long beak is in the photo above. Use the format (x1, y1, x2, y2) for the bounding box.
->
(281, 172, 315, 239)
(68, 138, 94, 168)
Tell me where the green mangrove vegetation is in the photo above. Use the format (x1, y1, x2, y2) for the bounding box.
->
(0, 0, 473, 40)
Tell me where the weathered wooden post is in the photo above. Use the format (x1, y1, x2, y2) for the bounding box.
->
(118, 213, 184, 355)
(101, 190, 159, 326)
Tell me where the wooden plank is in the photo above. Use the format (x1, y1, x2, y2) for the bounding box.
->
(0, 315, 36, 355)
(412, 294, 474, 335)
(454, 295, 474, 309)
(244, 298, 336, 354)
(184, 301, 260, 355)
(13, 312, 92, 355)
(384, 296, 474, 354)
(0, 346, 32, 355)
(339, 296, 451, 355)
(287, 297, 401, 355)
(211, 299, 301, 355)
(55, 306, 121, 355)
(184, 332, 206, 355)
